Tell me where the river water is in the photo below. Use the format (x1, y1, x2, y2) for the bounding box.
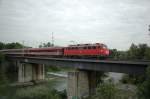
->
(46, 72, 123, 91)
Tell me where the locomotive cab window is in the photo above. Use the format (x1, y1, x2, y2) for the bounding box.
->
(102, 45, 107, 48)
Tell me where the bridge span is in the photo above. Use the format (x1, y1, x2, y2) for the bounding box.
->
(6, 56, 150, 99)
(8, 56, 149, 74)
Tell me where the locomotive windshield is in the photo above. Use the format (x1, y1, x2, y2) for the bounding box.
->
(101, 44, 107, 48)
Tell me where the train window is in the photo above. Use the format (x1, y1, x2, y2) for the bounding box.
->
(83, 47, 87, 49)
(93, 46, 96, 49)
(88, 46, 91, 49)
(78, 47, 82, 49)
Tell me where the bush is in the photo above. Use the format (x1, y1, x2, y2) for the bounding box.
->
(13, 86, 67, 99)
(120, 74, 145, 85)
(92, 82, 118, 99)
(137, 65, 150, 99)
(0, 52, 5, 63)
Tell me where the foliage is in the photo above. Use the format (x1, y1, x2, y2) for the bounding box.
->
(0, 42, 24, 98)
(109, 49, 119, 60)
(120, 74, 145, 85)
(5, 42, 23, 49)
(0, 69, 9, 96)
(0, 52, 5, 63)
(0, 42, 5, 50)
(92, 81, 118, 99)
(13, 86, 67, 99)
(88, 81, 137, 99)
(109, 43, 150, 60)
(127, 43, 139, 60)
(0, 42, 24, 50)
(145, 48, 150, 60)
(118, 44, 149, 85)
(137, 65, 150, 99)
(0, 53, 9, 97)
(39, 42, 53, 48)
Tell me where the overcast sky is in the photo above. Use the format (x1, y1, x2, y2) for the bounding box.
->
(0, 0, 150, 50)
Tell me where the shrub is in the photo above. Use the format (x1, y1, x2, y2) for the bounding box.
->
(137, 65, 150, 99)
(92, 82, 118, 99)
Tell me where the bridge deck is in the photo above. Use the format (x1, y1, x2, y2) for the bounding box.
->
(7, 56, 150, 74)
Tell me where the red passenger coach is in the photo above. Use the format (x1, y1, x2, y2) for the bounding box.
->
(64, 43, 109, 58)
(26, 47, 63, 56)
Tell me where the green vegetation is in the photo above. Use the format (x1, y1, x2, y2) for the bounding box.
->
(0, 52, 5, 63)
(120, 74, 145, 85)
(111, 43, 149, 86)
(137, 65, 150, 99)
(92, 81, 118, 99)
(88, 81, 137, 99)
(0, 42, 25, 98)
(0, 52, 10, 98)
(110, 43, 150, 60)
(0, 42, 24, 49)
(13, 86, 66, 99)
(39, 42, 53, 48)
(12, 77, 67, 99)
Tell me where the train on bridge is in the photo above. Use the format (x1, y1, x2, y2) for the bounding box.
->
(0, 43, 109, 59)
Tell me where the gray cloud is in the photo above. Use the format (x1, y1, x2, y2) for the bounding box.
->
(0, 0, 150, 50)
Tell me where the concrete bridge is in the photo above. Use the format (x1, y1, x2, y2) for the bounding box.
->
(6, 56, 150, 99)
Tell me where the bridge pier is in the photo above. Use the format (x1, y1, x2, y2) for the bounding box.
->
(17, 61, 45, 83)
(67, 70, 96, 99)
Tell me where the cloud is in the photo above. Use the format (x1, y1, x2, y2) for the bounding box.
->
(0, 0, 150, 50)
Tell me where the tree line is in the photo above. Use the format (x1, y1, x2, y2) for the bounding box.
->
(109, 43, 150, 60)
(0, 42, 23, 50)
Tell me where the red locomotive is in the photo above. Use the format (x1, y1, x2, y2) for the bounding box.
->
(0, 43, 109, 59)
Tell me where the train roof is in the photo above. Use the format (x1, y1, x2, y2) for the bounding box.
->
(0, 46, 63, 52)
(68, 43, 107, 47)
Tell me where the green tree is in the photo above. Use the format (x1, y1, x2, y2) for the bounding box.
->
(120, 74, 145, 85)
(0, 53, 9, 97)
(138, 44, 148, 59)
(138, 65, 150, 99)
(109, 49, 120, 60)
(0, 42, 5, 50)
(39, 42, 53, 48)
(127, 43, 139, 60)
(127, 43, 149, 60)
(5, 42, 23, 49)
(145, 48, 150, 60)
(92, 82, 118, 99)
